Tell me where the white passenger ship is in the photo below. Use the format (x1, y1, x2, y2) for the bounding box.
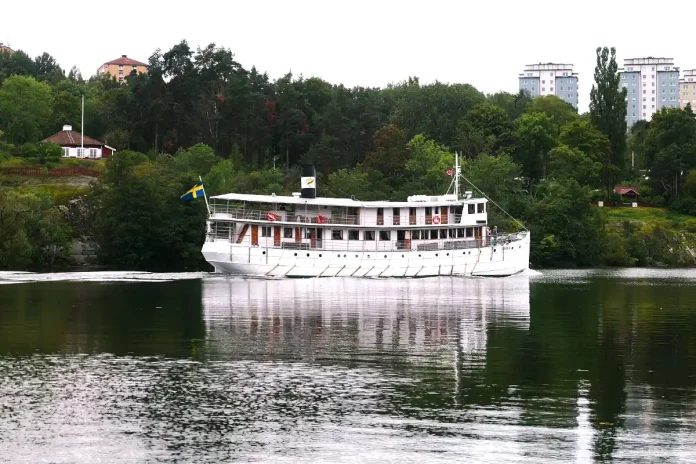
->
(202, 158, 530, 277)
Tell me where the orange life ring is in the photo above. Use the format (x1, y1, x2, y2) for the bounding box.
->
(432, 215, 441, 224)
(316, 214, 327, 224)
(266, 211, 278, 221)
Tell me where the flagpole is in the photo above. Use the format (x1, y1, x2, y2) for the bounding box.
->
(199, 176, 210, 216)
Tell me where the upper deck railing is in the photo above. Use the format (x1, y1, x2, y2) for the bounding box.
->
(209, 206, 469, 227)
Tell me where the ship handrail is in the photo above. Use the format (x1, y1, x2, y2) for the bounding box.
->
(206, 232, 527, 253)
(209, 207, 471, 227)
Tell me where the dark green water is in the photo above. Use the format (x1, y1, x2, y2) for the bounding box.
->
(1, 270, 695, 463)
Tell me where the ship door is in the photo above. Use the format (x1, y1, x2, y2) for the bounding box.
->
(274, 226, 281, 246)
(308, 228, 322, 249)
(397, 230, 406, 250)
(474, 226, 481, 245)
(251, 225, 259, 246)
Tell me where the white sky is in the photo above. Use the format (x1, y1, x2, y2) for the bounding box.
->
(4, 0, 696, 113)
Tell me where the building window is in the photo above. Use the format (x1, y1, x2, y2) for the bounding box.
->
(261, 226, 271, 237)
(76, 148, 84, 157)
(332, 230, 343, 240)
(541, 87, 545, 92)
(62, 147, 69, 157)
(284, 228, 293, 238)
(550, 87, 553, 92)
(379, 230, 391, 241)
(643, 105, 646, 109)
(364, 231, 375, 241)
(348, 230, 359, 240)
(118, 65, 123, 70)
(542, 80, 545, 84)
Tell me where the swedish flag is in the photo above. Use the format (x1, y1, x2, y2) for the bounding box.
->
(181, 182, 205, 201)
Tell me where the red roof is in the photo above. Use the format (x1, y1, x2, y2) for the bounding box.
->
(42, 129, 105, 147)
(104, 55, 148, 67)
(614, 185, 640, 195)
(0, 45, 14, 54)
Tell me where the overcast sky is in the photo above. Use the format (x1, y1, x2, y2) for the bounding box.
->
(4, 0, 696, 113)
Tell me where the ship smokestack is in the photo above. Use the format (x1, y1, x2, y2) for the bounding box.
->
(300, 165, 316, 199)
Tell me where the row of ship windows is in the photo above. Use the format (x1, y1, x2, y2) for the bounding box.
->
(275, 246, 521, 259)
(261, 227, 481, 240)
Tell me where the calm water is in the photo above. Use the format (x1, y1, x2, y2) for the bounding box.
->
(1, 270, 695, 463)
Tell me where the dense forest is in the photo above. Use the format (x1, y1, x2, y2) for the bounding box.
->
(2, 43, 696, 271)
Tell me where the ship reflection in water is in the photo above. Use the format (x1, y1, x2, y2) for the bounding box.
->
(2, 272, 696, 463)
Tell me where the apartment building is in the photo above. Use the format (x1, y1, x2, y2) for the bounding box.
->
(97, 55, 148, 83)
(619, 57, 679, 127)
(680, 69, 696, 109)
(518, 63, 579, 108)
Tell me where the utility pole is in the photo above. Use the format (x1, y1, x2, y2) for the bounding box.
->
(81, 94, 84, 157)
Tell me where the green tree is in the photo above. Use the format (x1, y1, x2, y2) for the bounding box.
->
(513, 112, 557, 186)
(643, 107, 696, 200)
(590, 47, 628, 178)
(0, 75, 53, 144)
(526, 95, 580, 129)
(456, 103, 515, 157)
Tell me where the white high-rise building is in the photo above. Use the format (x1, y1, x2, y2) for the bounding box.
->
(619, 57, 680, 128)
(518, 63, 578, 108)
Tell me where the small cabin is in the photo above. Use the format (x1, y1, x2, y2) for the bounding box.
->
(42, 125, 116, 159)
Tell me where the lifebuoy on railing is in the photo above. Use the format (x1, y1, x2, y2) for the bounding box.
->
(266, 211, 278, 222)
(316, 214, 327, 224)
(432, 215, 441, 224)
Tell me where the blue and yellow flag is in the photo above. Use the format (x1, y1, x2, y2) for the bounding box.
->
(181, 182, 205, 201)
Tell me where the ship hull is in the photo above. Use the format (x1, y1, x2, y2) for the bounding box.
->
(202, 233, 530, 278)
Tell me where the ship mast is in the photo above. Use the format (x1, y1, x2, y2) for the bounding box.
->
(447, 151, 463, 198)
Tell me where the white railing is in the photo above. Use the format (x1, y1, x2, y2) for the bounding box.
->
(207, 229, 527, 252)
(209, 205, 466, 227)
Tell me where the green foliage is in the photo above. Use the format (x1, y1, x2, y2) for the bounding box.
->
(172, 142, 220, 176)
(0, 75, 53, 144)
(526, 95, 580, 129)
(590, 47, 628, 175)
(456, 103, 515, 157)
(642, 107, 696, 202)
(0, 190, 71, 269)
(527, 179, 603, 267)
(513, 112, 557, 186)
(89, 151, 207, 270)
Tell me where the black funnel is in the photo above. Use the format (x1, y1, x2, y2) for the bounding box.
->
(301, 165, 316, 199)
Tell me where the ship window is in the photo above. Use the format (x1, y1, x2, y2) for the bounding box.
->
(434, 207, 439, 214)
(449, 229, 457, 238)
(305, 229, 313, 239)
(466, 228, 473, 238)
(439, 229, 447, 239)
(409, 207, 416, 216)
(411, 230, 420, 240)
(477, 203, 485, 213)
(379, 230, 391, 241)
(284, 228, 293, 238)
(392, 208, 400, 217)
(430, 229, 438, 239)
(261, 226, 271, 237)
(377, 208, 384, 216)
(332, 230, 343, 240)
(468, 204, 475, 214)
(425, 207, 432, 215)
(457, 228, 465, 238)
(348, 230, 359, 240)
(364, 230, 376, 241)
